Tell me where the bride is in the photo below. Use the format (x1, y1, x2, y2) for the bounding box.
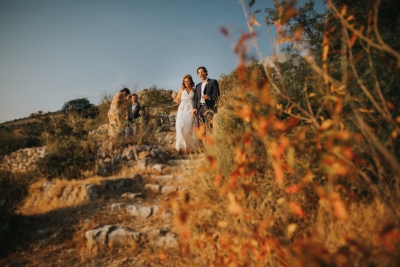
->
(172, 74, 198, 154)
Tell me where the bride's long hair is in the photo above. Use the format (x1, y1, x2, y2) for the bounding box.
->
(182, 74, 195, 89)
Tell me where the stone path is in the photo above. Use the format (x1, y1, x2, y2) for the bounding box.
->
(83, 151, 203, 255)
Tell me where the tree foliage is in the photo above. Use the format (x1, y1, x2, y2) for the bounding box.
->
(61, 98, 99, 119)
(140, 85, 175, 115)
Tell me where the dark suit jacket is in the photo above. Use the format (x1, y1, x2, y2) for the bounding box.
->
(193, 78, 220, 112)
(127, 102, 141, 122)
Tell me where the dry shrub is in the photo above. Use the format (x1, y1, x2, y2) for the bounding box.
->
(167, 0, 400, 266)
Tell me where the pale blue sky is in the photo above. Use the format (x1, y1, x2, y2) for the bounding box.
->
(0, 0, 324, 123)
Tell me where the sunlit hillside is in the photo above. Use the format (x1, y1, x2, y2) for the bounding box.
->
(1, 0, 400, 266)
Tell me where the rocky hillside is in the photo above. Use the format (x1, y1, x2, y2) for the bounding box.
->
(0, 130, 207, 266)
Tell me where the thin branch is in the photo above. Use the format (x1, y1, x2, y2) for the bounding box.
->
(328, 0, 400, 64)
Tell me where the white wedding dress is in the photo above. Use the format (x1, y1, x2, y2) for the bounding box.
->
(175, 90, 198, 152)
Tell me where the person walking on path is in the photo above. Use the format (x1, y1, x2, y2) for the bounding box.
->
(192, 66, 220, 133)
(125, 93, 142, 138)
(172, 74, 198, 154)
(107, 88, 131, 138)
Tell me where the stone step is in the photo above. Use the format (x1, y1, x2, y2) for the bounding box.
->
(150, 175, 183, 185)
(144, 184, 180, 194)
(85, 225, 142, 251)
(126, 204, 171, 219)
(85, 225, 179, 251)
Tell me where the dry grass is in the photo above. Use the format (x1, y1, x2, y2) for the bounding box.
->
(158, 1, 400, 265)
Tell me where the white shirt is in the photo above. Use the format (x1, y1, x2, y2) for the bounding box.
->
(131, 103, 138, 112)
(200, 79, 208, 104)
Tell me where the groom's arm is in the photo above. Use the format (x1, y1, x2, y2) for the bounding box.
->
(193, 86, 199, 110)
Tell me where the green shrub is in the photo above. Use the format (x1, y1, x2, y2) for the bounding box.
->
(35, 112, 96, 180)
(0, 127, 43, 157)
(35, 137, 96, 179)
(61, 98, 99, 119)
(140, 85, 176, 115)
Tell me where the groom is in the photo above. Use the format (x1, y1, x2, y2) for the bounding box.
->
(192, 66, 220, 130)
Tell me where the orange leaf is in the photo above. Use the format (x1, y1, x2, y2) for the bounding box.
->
(159, 252, 167, 262)
(359, 108, 374, 114)
(250, 15, 261, 27)
(255, 117, 268, 136)
(244, 134, 252, 147)
(293, 28, 303, 41)
(237, 105, 253, 123)
(289, 202, 306, 218)
(346, 15, 354, 21)
(285, 117, 299, 131)
(273, 162, 284, 186)
(206, 155, 217, 170)
(273, 121, 286, 130)
(319, 119, 333, 130)
(331, 192, 347, 220)
(234, 33, 252, 54)
(340, 5, 347, 16)
(181, 227, 190, 240)
(274, 20, 281, 32)
(214, 174, 223, 188)
(282, 6, 298, 24)
(227, 192, 243, 215)
(308, 92, 316, 98)
(203, 136, 215, 145)
(285, 185, 301, 194)
(387, 101, 394, 110)
(277, 36, 292, 45)
(349, 33, 357, 47)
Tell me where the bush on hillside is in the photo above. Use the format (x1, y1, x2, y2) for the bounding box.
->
(140, 85, 176, 116)
(0, 123, 43, 157)
(35, 112, 96, 180)
(61, 98, 99, 119)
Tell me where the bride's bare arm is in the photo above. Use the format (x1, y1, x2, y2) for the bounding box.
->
(174, 86, 184, 103)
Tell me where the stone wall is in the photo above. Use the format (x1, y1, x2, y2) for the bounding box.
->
(0, 146, 47, 173)
(0, 118, 177, 176)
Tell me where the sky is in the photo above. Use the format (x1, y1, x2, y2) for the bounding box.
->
(0, 0, 324, 123)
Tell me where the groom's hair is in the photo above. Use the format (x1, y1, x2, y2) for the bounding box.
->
(197, 66, 208, 75)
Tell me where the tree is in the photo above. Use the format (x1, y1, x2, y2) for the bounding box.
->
(140, 85, 175, 115)
(61, 98, 99, 119)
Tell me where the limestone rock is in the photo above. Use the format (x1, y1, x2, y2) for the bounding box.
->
(111, 203, 127, 211)
(85, 225, 141, 249)
(152, 164, 167, 172)
(144, 184, 161, 193)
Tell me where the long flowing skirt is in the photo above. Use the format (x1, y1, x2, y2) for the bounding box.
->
(175, 98, 198, 152)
